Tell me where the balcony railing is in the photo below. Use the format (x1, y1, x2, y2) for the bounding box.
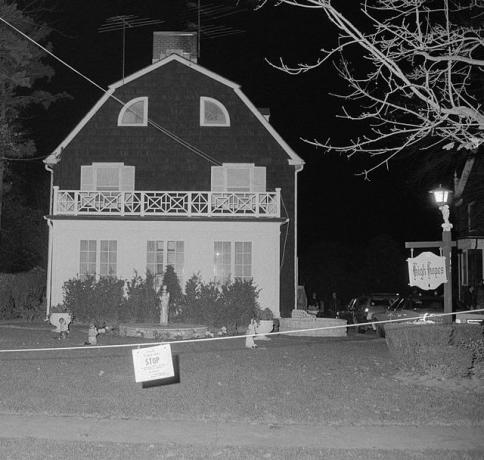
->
(52, 187, 281, 218)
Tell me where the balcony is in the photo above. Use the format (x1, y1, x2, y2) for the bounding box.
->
(52, 187, 281, 218)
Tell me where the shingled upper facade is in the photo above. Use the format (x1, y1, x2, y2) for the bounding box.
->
(43, 33, 304, 319)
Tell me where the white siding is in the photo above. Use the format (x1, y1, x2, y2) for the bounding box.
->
(49, 219, 281, 317)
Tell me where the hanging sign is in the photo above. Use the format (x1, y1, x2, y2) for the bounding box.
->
(407, 251, 447, 290)
(132, 344, 174, 383)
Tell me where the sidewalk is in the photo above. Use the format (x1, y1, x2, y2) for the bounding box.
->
(0, 413, 482, 452)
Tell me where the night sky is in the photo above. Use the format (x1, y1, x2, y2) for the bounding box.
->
(27, 0, 449, 261)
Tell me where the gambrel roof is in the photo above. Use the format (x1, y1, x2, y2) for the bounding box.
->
(44, 54, 304, 167)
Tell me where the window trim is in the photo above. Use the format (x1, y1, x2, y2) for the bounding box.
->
(79, 239, 117, 279)
(200, 96, 230, 127)
(146, 240, 185, 284)
(117, 97, 148, 127)
(213, 240, 252, 283)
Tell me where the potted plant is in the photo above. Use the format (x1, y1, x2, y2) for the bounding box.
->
(49, 304, 72, 330)
(255, 307, 274, 335)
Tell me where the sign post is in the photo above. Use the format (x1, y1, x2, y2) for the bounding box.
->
(405, 239, 456, 323)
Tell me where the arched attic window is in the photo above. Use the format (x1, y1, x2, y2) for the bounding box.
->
(117, 97, 148, 126)
(200, 96, 230, 127)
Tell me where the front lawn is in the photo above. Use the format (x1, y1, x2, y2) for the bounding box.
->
(0, 323, 483, 426)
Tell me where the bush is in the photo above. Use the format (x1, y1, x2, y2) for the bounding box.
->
(385, 322, 484, 377)
(177, 275, 260, 331)
(0, 268, 46, 321)
(221, 279, 260, 330)
(121, 272, 159, 323)
(162, 265, 183, 318)
(62, 276, 124, 325)
(256, 307, 274, 321)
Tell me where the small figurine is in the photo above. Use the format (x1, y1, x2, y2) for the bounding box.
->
(58, 317, 69, 340)
(245, 319, 257, 349)
(85, 324, 98, 345)
(160, 285, 170, 326)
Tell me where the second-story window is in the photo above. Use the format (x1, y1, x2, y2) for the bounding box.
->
(200, 96, 230, 127)
(80, 163, 135, 191)
(211, 163, 266, 193)
(118, 97, 148, 126)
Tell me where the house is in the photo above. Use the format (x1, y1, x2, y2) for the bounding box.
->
(43, 32, 304, 319)
(453, 154, 484, 300)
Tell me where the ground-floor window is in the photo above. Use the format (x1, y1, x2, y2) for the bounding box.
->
(80, 240, 96, 279)
(147, 240, 185, 285)
(214, 241, 252, 283)
(79, 239, 117, 279)
(100, 240, 117, 277)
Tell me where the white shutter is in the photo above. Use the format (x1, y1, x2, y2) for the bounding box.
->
(120, 166, 135, 191)
(211, 166, 225, 192)
(80, 166, 94, 190)
(253, 166, 266, 192)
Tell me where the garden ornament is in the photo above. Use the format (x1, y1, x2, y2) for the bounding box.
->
(86, 324, 98, 345)
(160, 285, 170, 326)
(245, 319, 257, 349)
(57, 317, 69, 340)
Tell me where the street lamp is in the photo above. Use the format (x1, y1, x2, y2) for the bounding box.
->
(430, 185, 453, 321)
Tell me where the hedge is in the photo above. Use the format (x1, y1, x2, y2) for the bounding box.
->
(384, 322, 484, 378)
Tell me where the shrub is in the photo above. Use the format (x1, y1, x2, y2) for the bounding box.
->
(385, 322, 484, 377)
(162, 265, 183, 318)
(256, 307, 274, 321)
(178, 276, 260, 331)
(121, 272, 159, 323)
(0, 268, 46, 321)
(220, 278, 260, 331)
(62, 276, 124, 325)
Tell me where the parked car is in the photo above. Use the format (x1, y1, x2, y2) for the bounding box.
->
(363, 293, 400, 325)
(455, 310, 484, 325)
(336, 293, 399, 332)
(372, 296, 445, 337)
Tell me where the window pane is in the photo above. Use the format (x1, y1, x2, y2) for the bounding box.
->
(96, 167, 119, 191)
(147, 240, 164, 276)
(214, 241, 231, 282)
(204, 100, 226, 124)
(80, 240, 96, 280)
(122, 100, 144, 124)
(100, 240, 117, 277)
(235, 241, 252, 281)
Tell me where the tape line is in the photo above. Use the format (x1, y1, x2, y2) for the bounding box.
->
(0, 308, 482, 354)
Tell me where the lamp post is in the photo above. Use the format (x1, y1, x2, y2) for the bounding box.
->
(430, 185, 453, 322)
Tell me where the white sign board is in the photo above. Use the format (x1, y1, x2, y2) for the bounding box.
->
(407, 251, 447, 290)
(132, 344, 174, 383)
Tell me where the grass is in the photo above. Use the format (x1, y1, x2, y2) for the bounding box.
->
(0, 322, 483, 426)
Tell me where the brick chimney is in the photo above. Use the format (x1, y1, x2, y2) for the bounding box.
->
(152, 31, 198, 64)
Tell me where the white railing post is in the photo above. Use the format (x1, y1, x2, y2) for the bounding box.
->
(74, 190, 79, 215)
(120, 192, 125, 216)
(275, 188, 281, 217)
(140, 192, 145, 216)
(256, 193, 260, 217)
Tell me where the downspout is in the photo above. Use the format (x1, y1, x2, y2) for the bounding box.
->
(44, 163, 54, 319)
(294, 163, 304, 309)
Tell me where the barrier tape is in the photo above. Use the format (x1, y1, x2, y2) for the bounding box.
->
(0, 308, 482, 354)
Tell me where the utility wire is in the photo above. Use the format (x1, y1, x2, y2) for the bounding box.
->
(0, 15, 222, 166)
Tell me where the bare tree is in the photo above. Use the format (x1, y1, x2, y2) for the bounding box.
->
(258, 0, 484, 177)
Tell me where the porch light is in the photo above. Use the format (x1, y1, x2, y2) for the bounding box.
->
(430, 185, 450, 206)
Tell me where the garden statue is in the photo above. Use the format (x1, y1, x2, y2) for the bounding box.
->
(57, 317, 69, 340)
(85, 324, 98, 345)
(160, 285, 170, 326)
(245, 319, 257, 349)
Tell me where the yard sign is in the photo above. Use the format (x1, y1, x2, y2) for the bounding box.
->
(132, 344, 174, 383)
(407, 251, 447, 290)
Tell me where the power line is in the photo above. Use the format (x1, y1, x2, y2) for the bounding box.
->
(0, 15, 222, 166)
